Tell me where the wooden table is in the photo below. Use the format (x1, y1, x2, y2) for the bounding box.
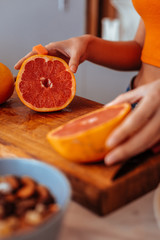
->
(1, 91, 160, 216)
(59, 191, 160, 240)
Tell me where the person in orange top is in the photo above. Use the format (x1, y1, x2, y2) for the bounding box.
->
(15, 0, 160, 165)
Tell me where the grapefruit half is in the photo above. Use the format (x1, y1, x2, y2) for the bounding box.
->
(47, 103, 131, 163)
(16, 55, 76, 112)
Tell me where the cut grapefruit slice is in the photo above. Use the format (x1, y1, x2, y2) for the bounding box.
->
(47, 103, 131, 163)
(16, 55, 76, 112)
(32, 44, 48, 55)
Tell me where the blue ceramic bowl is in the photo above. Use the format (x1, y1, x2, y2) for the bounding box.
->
(0, 158, 71, 240)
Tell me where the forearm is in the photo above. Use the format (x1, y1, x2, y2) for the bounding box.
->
(85, 35, 142, 71)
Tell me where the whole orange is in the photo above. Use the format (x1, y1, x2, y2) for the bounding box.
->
(0, 63, 14, 104)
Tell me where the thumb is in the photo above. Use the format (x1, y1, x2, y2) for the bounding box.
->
(69, 52, 80, 73)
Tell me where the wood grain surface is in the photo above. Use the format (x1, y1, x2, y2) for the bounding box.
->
(0, 90, 160, 216)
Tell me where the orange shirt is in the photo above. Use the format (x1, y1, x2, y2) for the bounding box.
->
(132, 0, 160, 67)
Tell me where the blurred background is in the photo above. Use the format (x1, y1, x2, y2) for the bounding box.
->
(0, 0, 140, 104)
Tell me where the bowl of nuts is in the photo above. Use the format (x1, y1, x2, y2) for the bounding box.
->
(0, 158, 71, 240)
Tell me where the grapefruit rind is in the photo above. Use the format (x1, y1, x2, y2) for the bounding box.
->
(47, 103, 131, 163)
(0, 63, 14, 104)
(32, 44, 48, 55)
(16, 55, 76, 112)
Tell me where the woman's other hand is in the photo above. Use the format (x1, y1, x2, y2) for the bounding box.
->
(104, 79, 160, 165)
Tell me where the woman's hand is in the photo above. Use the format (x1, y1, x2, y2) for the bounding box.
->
(104, 79, 160, 165)
(14, 35, 92, 72)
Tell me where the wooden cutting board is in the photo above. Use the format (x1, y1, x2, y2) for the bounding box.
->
(0, 91, 160, 216)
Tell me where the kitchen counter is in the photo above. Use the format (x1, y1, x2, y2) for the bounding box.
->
(1, 91, 160, 216)
(59, 190, 160, 240)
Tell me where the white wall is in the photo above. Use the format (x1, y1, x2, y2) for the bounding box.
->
(76, 62, 137, 104)
(111, 0, 140, 40)
(0, 0, 86, 75)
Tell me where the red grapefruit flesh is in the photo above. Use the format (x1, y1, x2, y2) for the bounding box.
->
(16, 55, 76, 112)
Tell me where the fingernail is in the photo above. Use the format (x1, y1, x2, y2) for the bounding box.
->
(14, 65, 18, 70)
(70, 65, 77, 73)
(105, 137, 116, 148)
(104, 154, 115, 166)
(105, 102, 114, 107)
